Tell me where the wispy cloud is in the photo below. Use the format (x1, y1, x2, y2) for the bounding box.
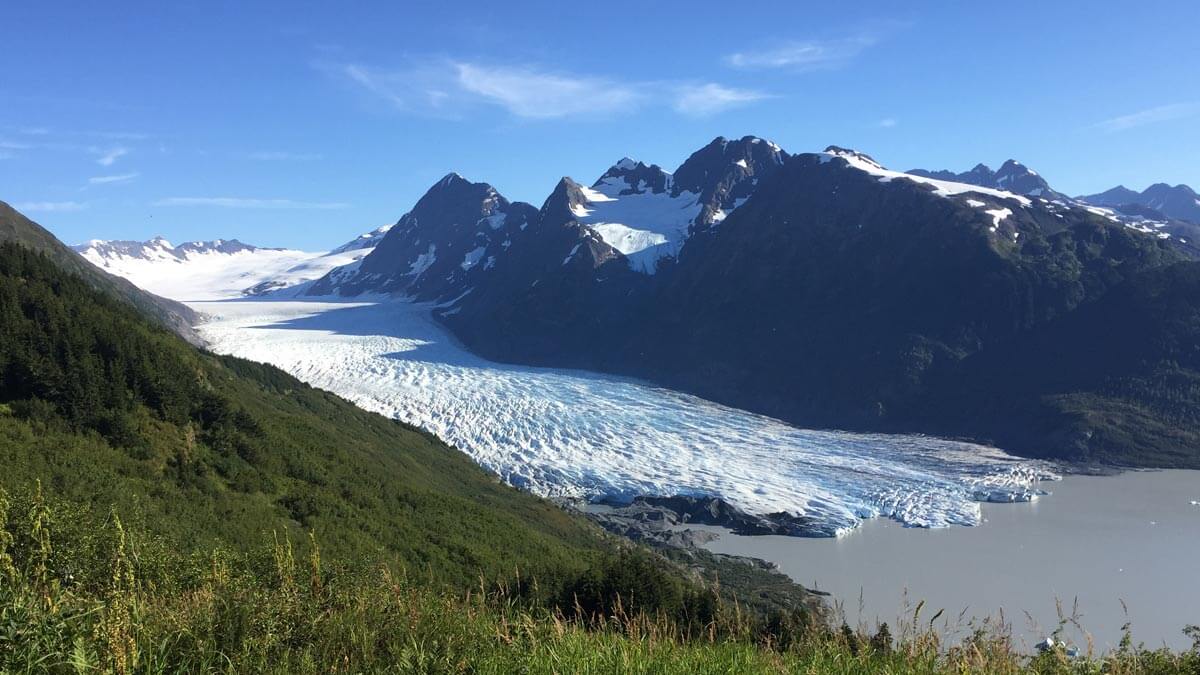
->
(94, 147, 129, 166)
(15, 201, 87, 213)
(92, 130, 150, 141)
(673, 83, 770, 117)
(1091, 102, 1200, 133)
(152, 197, 349, 209)
(88, 172, 139, 185)
(246, 151, 323, 161)
(877, 118, 898, 128)
(0, 139, 32, 150)
(342, 64, 411, 109)
(454, 63, 642, 119)
(329, 58, 767, 120)
(726, 33, 879, 70)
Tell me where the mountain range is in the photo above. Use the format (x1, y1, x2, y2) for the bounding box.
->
(75, 137, 1200, 467)
(73, 225, 392, 300)
(1079, 183, 1200, 225)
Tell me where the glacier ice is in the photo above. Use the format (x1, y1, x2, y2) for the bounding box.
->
(194, 298, 1058, 537)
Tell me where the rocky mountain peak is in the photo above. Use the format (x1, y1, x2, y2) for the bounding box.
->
(594, 158, 671, 195)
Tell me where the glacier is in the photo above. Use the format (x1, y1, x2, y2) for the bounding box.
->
(194, 298, 1058, 537)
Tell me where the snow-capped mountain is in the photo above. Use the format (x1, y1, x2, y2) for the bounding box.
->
(907, 160, 1200, 251)
(74, 226, 391, 301)
(908, 159, 1067, 201)
(568, 136, 786, 273)
(306, 173, 536, 298)
(305, 135, 787, 303)
(421, 139, 1192, 468)
(1079, 182, 1200, 224)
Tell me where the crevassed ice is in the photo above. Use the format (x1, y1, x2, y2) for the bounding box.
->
(195, 299, 1059, 537)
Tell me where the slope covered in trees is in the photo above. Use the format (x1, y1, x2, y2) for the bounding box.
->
(0, 241, 603, 582)
(0, 200, 201, 344)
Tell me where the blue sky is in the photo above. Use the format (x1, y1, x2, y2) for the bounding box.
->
(3, 0, 1198, 250)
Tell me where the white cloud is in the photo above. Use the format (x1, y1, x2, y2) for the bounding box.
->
(94, 147, 128, 166)
(0, 139, 32, 150)
(247, 151, 323, 161)
(330, 59, 766, 121)
(878, 118, 898, 128)
(153, 197, 349, 209)
(15, 201, 87, 212)
(727, 34, 877, 70)
(673, 83, 770, 117)
(1092, 102, 1200, 133)
(342, 64, 410, 109)
(454, 63, 642, 119)
(88, 172, 139, 185)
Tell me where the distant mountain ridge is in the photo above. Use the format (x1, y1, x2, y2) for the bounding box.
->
(1079, 182, 1200, 224)
(75, 236, 275, 262)
(75, 226, 392, 300)
(908, 160, 1200, 252)
(909, 159, 1068, 201)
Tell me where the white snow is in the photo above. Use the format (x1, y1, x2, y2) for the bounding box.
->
(78, 242, 320, 301)
(79, 227, 392, 301)
(460, 246, 486, 271)
(408, 244, 437, 277)
(480, 213, 507, 230)
(192, 298, 1059, 537)
(985, 208, 1013, 229)
(824, 149, 1033, 206)
(572, 175, 704, 274)
(562, 242, 582, 265)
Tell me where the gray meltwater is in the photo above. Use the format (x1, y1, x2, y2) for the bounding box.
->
(689, 470, 1200, 651)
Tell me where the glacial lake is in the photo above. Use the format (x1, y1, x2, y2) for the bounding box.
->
(689, 470, 1200, 651)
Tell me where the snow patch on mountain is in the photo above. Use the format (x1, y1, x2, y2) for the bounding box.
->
(573, 170, 703, 274)
(985, 208, 1012, 229)
(822, 147, 1033, 206)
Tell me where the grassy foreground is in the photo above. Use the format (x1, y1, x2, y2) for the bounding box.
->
(3, 486, 1198, 674)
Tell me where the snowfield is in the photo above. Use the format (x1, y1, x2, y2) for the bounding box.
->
(194, 298, 1058, 537)
(77, 227, 391, 301)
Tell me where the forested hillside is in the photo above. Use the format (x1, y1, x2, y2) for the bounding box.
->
(0, 241, 603, 581)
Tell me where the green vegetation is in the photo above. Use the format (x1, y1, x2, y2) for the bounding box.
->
(0, 241, 603, 582)
(0, 200, 200, 344)
(2, 486, 1198, 674)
